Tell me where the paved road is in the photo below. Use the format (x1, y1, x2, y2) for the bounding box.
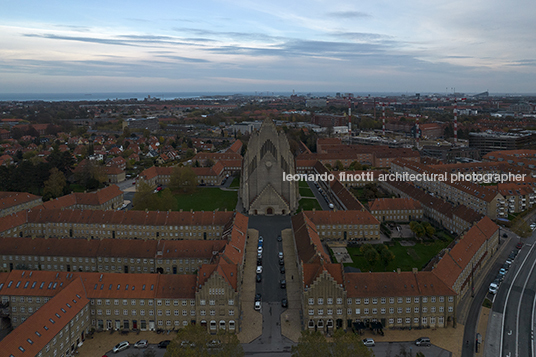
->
(370, 341, 451, 357)
(460, 236, 513, 357)
(104, 344, 166, 356)
(244, 216, 294, 355)
(495, 237, 536, 357)
(307, 181, 332, 211)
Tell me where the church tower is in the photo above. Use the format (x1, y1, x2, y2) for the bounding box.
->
(240, 119, 298, 215)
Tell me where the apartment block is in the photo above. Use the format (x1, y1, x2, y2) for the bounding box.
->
(304, 210, 380, 241)
(291, 213, 459, 333)
(369, 198, 423, 222)
(0, 192, 42, 217)
(391, 159, 505, 219)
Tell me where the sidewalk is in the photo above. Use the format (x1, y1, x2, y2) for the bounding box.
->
(280, 228, 302, 343)
(237, 229, 263, 343)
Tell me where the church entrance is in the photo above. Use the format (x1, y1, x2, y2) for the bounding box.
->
(266, 207, 273, 215)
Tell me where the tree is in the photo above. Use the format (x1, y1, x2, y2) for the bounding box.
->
(512, 216, 532, 238)
(291, 330, 330, 357)
(364, 248, 380, 267)
(332, 328, 374, 357)
(422, 222, 436, 237)
(205, 158, 215, 168)
(43, 168, 66, 200)
(164, 324, 243, 357)
(133, 181, 154, 210)
(380, 249, 395, 269)
(409, 221, 425, 239)
(169, 166, 197, 194)
(334, 160, 344, 171)
(159, 188, 176, 211)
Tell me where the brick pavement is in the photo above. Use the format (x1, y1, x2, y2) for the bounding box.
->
(237, 229, 263, 343)
(280, 228, 302, 343)
(76, 330, 173, 356)
(366, 324, 464, 357)
(475, 307, 490, 355)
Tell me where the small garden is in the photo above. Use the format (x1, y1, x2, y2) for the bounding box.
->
(342, 231, 454, 272)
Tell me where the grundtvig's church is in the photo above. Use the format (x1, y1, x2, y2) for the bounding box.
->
(240, 119, 298, 215)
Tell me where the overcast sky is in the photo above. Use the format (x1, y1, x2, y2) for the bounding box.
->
(1, 0, 535, 94)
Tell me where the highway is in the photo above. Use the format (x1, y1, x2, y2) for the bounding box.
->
(495, 236, 536, 357)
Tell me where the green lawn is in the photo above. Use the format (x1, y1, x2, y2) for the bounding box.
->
(344, 239, 453, 272)
(298, 198, 322, 211)
(174, 188, 237, 211)
(299, 187, 315, 197)
(299, 181, 310, 189)
(229, 176, 240, 188)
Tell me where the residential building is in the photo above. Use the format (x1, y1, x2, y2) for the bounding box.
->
(369, 198, 423, 222)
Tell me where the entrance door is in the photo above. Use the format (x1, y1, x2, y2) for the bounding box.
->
(133, 320, 137, 329)
(267, 207, 273, 215)
(107, 320, 112, 330)
(124, 265, 128, 273)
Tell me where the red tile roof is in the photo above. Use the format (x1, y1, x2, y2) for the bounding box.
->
(345, 271, 456, 297)
(369, 198, 422, 212)
(304, 210, 379, 225)
(0, 275, 89, 357)
(291, 213, 331, 264)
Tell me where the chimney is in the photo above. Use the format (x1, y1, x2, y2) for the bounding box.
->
(397, 268, 401, 274)
(412, 268, 418, 274)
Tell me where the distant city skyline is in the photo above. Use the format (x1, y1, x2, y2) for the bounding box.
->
(1, 0, 535, 94)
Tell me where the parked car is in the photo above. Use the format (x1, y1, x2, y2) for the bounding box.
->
(134, 340, 148, 348)
(180, 340, 196, 348)
(489, 283, 498, 294)
(415, 337, 431, 346)
(516, 242, 523, 249)
(499, 268, 507, 275)
(278, 251, 284, 259)
(257, 258, 262, 266)
(254, 301, 261, 311)
(280, 279, 286, 289)
(279, 258, 285, 266)
(158, 340, 171, 349)
(277, 235, 282, 242)
(113, 341, 130, 353)
(503, 233, 508, 238)
(256, 273, 262, 282)
(280, 266, 285, 274)
(207, 340, 221, 348)
(255, 293, 262, 302)
(281, 298, 288, 308)
(256, 266, 263, 274)
(495, 273, 504, 282)
(257, 252, 262, 259)
(259, 236, 264, 243)
(257, 246, 263, 254)
(362, 338, 375, 347)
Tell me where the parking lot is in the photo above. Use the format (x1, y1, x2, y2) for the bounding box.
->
(103, 343, 166, 357)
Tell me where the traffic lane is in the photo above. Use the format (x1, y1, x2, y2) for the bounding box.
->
(369, 342, 450, 357)
(502, 245, 536, 357)
(501, 243, 536, 357)
(249, 216, 291, 304)
(518, 271, 536, 357)
(492, 241, 528, 312)
(462, 237, 517, 357)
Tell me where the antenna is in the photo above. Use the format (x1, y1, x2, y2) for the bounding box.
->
(348, 97, 352, 142)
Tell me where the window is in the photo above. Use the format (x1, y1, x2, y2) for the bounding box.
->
(397, 297, 402, 304)
(414, 297, 419, 303)
(439, 297, 445, 302)
(406, 297, 411, 304)
(406, 307, 411, 313)
(318, 298, 323, 305)
(431, 297, 436, 303)
(372, 298, 378, 304)
(318, 309, 323, 315)
(439, 306, 444, 312)
(355, 308, 360, 315)
(364, 298, 369, 305)
(422, 297, 428, 303)
(336, 298, 342, 305)
(308, 309, 314, 316)
(448, 306, 453, 312)
(389, 308, 394, 314)
(327, 298, 333, 305)
(337, 308, 342, 315)
(448, 296, 454, 302)
(414, 307, 419, 313)
(381, 298, 386, 304)
(347, 298, 352, 305)
(355, 298, 361, 305)
(431, 307, 436, 313)
(380, 308, 386, 314)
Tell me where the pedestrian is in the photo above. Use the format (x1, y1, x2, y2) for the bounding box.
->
(291, 275, 293, 280)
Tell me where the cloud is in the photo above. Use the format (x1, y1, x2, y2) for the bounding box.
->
(327, 11, 370, 19)
(23, 34, 139, 47)
(154, 55, 210, 63)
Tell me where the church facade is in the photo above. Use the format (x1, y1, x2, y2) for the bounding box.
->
(240, 119, 298, 215)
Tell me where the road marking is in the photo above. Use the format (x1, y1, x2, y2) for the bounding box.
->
(516, 251, 536, 357)
(500, 243, 536, 357)
(509, 330, 512, 336)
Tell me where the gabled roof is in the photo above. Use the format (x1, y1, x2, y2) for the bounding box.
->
(369, 198, 422, 212)
(304, 210, 379, 225)
(0, 276, 89, 357)
(291, 213, 331, 264)
(432, 217, 498, 289)
(303, 262, 344, 289)
(345, 271, 456, 297)
(197, 262, 238, 291)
